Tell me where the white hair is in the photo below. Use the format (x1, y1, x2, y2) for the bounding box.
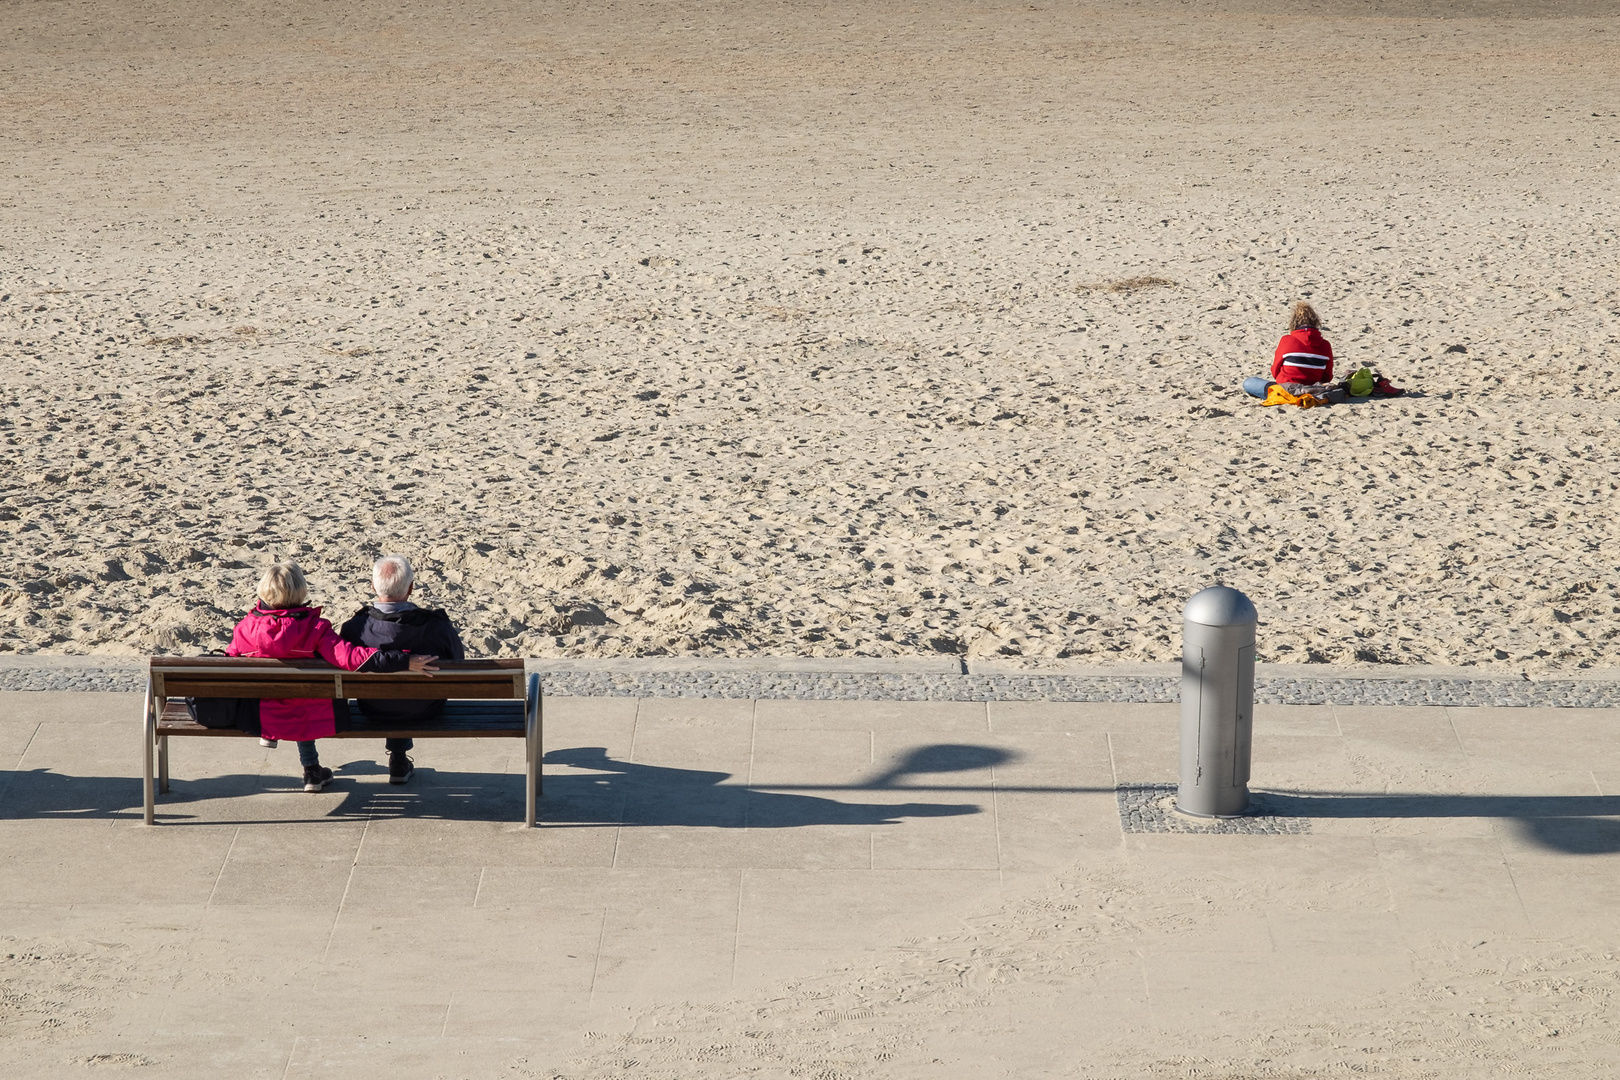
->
(372, 554, 414, 601)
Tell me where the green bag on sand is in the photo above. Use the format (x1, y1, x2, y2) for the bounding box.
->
(1347, 366, 1375, 397)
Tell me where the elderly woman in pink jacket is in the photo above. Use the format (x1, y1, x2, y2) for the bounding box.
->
(227, 561, 438, 792)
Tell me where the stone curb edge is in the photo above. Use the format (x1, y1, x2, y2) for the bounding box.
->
(2, 660, 1619, 707)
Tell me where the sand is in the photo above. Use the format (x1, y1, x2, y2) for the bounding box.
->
(2, 0, 1618, 669)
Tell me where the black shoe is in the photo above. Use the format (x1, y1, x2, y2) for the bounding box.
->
(388, 753, 415, 785)
(302, 765, 334, 793)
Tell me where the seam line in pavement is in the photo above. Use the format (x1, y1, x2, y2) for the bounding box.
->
(205, 826, 240, 909)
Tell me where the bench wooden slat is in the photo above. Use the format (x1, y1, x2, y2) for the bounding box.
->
(156, 675, 519, 700)
(156, 709, 525, 739)
(150, 657, 524, 672)
(150, 657, 524, 702)
(158, 676, 345, 699)
(156, 700, 526, 726)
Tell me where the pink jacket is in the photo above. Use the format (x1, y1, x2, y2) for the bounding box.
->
(226, 605, 379, 741)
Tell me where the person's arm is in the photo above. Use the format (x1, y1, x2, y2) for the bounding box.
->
(315, 622, 385, 672)
(1323, 340, 1334, 384)
(353, 649, 438, 673)
(1271, 336, 1288, 382)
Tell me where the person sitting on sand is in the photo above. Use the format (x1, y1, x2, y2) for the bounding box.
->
(1243, 302, 1335, 398)
(338, 554, 465, 786)
(228, 560, 438, 793)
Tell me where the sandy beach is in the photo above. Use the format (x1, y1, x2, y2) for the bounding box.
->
(2, 0, 1617, 669)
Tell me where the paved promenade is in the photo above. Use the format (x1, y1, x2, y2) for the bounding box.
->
(3, 682, 1619, 1077)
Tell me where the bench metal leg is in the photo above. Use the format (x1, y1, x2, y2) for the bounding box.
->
(158, 735, 170, 794)
(524, 673, 541, 828)
(142, 679, 156, 826)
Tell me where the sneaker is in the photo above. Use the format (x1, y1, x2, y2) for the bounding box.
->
(388, 753, 415, 786)
(302, 765, 334, 793)
(1373, 377, 1406, 397)
(259, 737, 279, 749)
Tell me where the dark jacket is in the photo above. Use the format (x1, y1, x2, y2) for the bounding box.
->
(338, 604, 467, 722)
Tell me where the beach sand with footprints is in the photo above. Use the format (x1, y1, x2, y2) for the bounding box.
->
(3, 0, 1618, 670)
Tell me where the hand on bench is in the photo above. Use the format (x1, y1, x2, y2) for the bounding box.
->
(408, 654, 440, 675)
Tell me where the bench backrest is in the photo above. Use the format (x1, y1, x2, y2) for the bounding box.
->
(149, 657, 526, 701)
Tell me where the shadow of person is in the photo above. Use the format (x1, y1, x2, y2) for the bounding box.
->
(542, 747, 983, 828)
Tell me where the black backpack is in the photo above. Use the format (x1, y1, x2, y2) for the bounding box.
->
(185, 696, 262, 736)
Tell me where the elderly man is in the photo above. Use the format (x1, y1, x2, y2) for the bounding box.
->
(339, 554, 466, 784)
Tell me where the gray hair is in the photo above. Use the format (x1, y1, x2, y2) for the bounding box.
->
(372, 554, 414, 601)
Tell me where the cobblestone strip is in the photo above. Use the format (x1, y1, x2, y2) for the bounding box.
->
(1116, 784, 1312, 835)
(3, 664, 1619, 708)
(526, 671, 1620, 708)
(0, 667, 148, 693)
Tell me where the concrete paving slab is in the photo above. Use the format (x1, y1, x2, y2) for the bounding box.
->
(747, 726, 876, 785)
(992, 790, 1123, 869)
(737, 869, 1006, 952)
(7, 687, 1620, 1077)
(610, 823, 751, 867)
(756, 698, 990, 733)
(357, 815, 614, 868)
(736, 820, 874, 869)
(975, 729, 1115, 774)
(870, 819, 1001, 870)
(338, 863, 483, 911)
(1144, 948, 1414, 1020)
(0, 819, 229, 905)
(1333, 705, 1467, 759)
(540, 693, 640, 747)
(1252, 703, 1340, 736)
(0, 719, 39, 762)
(1104, 728, 1176, 785)
(1251, 733, 1360, 789)
(1266, 908, 1406, 952)
(986, 700, 1170, 733)
(1375, 836, 1534, 938)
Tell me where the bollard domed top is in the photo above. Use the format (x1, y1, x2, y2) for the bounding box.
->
(1183, 585, 1257, 627)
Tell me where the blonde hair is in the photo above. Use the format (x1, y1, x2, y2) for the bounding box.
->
(257, 561, 309, 609)
(1288, 302, 1321, 331)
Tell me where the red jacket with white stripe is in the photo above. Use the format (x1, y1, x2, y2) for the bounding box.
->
(1272, 327, 1334, 384)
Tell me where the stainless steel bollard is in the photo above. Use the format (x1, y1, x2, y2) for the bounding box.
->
(1177, 586, 1258, 818)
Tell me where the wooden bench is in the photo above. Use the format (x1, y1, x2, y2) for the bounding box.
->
(142, 657, 542, 826)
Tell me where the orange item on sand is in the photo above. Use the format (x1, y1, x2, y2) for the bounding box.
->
(1261, 384, 1324, 409)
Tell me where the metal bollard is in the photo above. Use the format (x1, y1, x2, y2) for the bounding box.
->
(1177, 585, 1258, 818)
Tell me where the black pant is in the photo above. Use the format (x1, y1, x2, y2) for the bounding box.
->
(327, 704, 415, 758)
(296, 737, 408, 766)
